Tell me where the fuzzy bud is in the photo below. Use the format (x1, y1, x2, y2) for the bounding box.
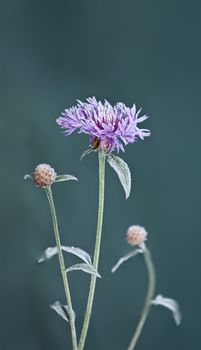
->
(33, 164, 57, 188)
(127, 225, 148, 246)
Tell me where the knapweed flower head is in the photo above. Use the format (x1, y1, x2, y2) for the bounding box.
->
(33, 164, 57, 188)
(127, 225, 148, 246)
(56, 97, 150, 153)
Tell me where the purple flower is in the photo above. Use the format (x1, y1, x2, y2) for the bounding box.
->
(56, 97, 150, 153)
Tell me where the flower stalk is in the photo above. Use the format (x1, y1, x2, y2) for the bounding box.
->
(127, 247, 156, 350)
(45, 186, 78, 350)
(78, 151, 106, 350)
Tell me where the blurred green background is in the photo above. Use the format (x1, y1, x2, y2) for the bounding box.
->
(0, 0, 200, 349)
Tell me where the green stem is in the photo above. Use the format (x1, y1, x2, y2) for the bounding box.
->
(127, 247, 156, 350)
(78, 152, 106, 350)
(45, 186, 78, 350)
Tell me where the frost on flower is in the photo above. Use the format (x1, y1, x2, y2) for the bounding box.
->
(127, 225, 148, 247)
(56, 97, 150, 153)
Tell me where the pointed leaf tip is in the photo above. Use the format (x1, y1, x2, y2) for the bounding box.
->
(50, 301, 69, 322)
(107, 155, 131, 199)
(111, 249, 142, 273)
(24, 174, 32, 180)
(50, 301, 76, 323)
(66, 263, 101, 278)
(38, 246, 92, 265)
(152, 294, 181, 326)
(38, 247, 58, 263)
(80, 148, 94, 160)
(55, 174, 78, 183)
(61, 246, 92, 265)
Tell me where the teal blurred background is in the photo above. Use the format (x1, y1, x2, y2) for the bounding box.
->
(0, 0, 200, 349)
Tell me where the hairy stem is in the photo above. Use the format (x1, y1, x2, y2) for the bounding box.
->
(78, 152, 106, 350)
(45, 186, 78, 350)
(127, 247, 156, 350)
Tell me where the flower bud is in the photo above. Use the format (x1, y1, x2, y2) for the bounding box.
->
(127, 225, 148, 246)
(33, 164, 57, 188)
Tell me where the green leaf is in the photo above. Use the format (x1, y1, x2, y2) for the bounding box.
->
(55, 174, 78, 182)
(50, 301, 76, 322)
(38, 246, 92, 265)
(38, 247, 58, 263)
(152, 295, 181, 326)
(107, 154, 131, 199)
(61, 246, 92, 264)
(111, 249, 142, 273)
(66, 263, 101, 278)
(80, 148, 94, 160)
(24, 174, 32, 180)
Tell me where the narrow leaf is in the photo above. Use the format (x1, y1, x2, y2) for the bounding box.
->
(111, 249, 142, 273)
(80, 148, 94, 160)
(107, 154, 131, 199)
(61, 246, 92, 264)
(38, 247, 58, 263)
(38, 246, 92, 265)
(66, 263, 101, 278)
(24, 174, 32, 180)
(152, 294, 181, 325)
(50, 301, 69, 322)
(55, 174, 78, 182)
